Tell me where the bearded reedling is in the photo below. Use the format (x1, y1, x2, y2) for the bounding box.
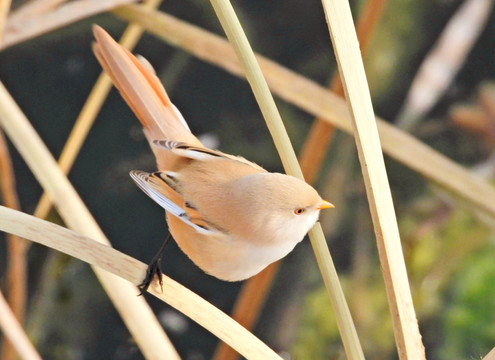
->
(92, 25, 333, 291)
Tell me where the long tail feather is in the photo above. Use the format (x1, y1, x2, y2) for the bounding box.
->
(92, 25, 201, 147)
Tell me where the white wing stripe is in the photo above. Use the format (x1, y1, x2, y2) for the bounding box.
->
(129, 171, 215, 235)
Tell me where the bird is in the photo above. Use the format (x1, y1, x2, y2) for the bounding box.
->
(92, 25, 334, 291)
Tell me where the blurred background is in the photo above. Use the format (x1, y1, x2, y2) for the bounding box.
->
(1, 0, 495, 359)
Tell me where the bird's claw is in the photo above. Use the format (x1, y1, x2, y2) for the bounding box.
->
(138, 260, 164, 295)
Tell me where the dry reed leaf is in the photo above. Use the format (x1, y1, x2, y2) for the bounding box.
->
(0, 290, 41, 360)
(0, 205, 283, 360)
(396, 0, 493, 129)
(0, 81, 179, 360)
(112, 5, 495, 219)
(1, 0, 139, 50)
(320, 0, 424, 359)
(8, 0, 67, 23)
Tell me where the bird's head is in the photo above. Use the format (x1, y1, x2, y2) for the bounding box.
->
(228, 173, 334, 245)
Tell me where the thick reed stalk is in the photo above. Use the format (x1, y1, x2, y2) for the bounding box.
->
(320, 0, 425, 358)
(299, 0, 387, 184)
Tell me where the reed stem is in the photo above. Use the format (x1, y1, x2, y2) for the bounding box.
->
(208, 1, 364, 359)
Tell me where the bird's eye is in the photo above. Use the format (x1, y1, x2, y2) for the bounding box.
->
(294, 208, 305, 215)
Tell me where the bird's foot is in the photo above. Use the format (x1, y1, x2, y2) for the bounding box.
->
(138, 259, 164, 295)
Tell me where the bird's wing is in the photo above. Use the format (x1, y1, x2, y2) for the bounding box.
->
(152, 140, 266, 172)
(130, 170, 223, 235)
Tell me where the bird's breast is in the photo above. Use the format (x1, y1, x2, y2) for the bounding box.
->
(168, 214, 304, 281)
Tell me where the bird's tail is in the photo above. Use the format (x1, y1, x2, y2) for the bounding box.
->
(92, 25, 201, 148)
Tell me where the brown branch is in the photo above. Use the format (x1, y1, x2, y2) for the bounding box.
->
(0, 130, 27, 360)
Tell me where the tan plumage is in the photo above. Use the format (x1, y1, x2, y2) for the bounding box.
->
(92, 25, 333, 281)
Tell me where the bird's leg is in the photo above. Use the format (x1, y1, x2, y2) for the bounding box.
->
(138, 233, 172, 295)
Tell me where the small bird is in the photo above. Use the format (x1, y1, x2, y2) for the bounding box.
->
(92, 26, 333, 290)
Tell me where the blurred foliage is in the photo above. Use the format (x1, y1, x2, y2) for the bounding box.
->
(292, 285, 341, 360)
(365, 0, 463, 116)
(293, 194, 494, 359)
(440, 246, 495, 360)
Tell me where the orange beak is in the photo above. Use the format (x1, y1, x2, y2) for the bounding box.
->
(317, 199, 334, 210)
